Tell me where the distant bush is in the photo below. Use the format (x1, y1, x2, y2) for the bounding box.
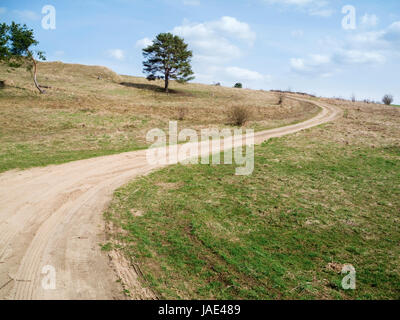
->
(382, 94, 394, 106)
(177, 107, 188, 121)
(234, 83, 243, 89)
(278, 94, 284, 105)
(228, 105, 251, 126)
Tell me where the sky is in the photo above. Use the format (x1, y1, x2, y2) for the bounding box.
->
(0, 0, 399, 103)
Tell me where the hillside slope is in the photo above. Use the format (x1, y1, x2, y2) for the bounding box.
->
(0, 62, 319, 173)
(105, 98, 400, 300)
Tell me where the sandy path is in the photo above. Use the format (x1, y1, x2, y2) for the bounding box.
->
(0, 98, 341, 300)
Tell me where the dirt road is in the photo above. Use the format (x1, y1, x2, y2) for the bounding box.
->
(0, 98, 341, 300)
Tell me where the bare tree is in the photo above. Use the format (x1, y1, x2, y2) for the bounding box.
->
(382, 94, 394, 106)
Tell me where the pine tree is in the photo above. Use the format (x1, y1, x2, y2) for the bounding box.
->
(143, 33, 194, 93)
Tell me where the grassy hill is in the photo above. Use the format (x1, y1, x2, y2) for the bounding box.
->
(0, 62, 319, 173)
(104, 95, 400, 300)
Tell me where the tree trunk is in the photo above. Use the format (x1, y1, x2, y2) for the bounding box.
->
(164, 72, 169, 93)
(32, 58, 45, 94)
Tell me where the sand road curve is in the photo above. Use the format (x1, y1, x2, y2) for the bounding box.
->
(0, 98, 341, 300)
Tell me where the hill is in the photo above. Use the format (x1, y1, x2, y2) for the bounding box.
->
(0, 62, 319, 173)
(105, 93, 400, 300)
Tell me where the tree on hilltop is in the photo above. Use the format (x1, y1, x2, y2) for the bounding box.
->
(143, 33, 194, 93)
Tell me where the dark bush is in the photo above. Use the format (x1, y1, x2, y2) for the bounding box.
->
(382, 94, 394, 106)
(228, 106, 251, 126)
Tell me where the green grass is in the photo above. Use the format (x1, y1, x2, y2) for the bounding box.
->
(105, 125, 400, 300)
(0, 103, 148, 172)
(0, 143, 146, 173)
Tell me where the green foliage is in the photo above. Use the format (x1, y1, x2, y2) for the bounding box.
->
(0, 22, 45, 69)
(234, 83, 243, 89)
(143, 33, 194, 92)
(0, 23, 10, 60)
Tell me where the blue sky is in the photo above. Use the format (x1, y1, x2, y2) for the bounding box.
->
(1, 0, 399, 103)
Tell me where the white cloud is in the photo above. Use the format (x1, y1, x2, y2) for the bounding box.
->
(384, 21, 400, 44)
(135, 37, 153, 48)
(225, 67, 265, 81)
(290, 20, 400, 77)
(170, 17, 268, 86)
(333, 50, 386, 65)
(290, 54, 332, 76)
(291, 48, 386, 76)
(349, 21, 400, 49)
(108, 49, 125, 61)
(13, 10, 40, 21)
(210, 16, 256, 45)
(172, 16, 255, 65)
(349, 31, 386, 49)
(0, 7, 7, 14)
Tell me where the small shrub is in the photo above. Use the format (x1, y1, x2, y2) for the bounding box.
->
(228, 106, 251, 126)
(177, 107, 188, 121)
(234, 83, 243, 89)
(382, 94, 394, 106)
(278, 94, 284, 105)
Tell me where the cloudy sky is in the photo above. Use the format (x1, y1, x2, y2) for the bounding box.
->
(1, 0, 399, 103)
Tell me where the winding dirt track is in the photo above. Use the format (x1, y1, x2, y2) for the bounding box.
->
(0, 98, 341, 300)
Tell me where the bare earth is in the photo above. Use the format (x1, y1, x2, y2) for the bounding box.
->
(0, 97, 341, 300)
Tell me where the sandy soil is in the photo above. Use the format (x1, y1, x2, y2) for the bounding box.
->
(0, 97, 341, 300)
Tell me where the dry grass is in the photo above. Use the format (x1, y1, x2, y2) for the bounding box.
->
(105, 97, 400, 300)
(0, 61, 320, 172)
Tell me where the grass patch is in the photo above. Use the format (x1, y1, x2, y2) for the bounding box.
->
(105, 105, 400, 300)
